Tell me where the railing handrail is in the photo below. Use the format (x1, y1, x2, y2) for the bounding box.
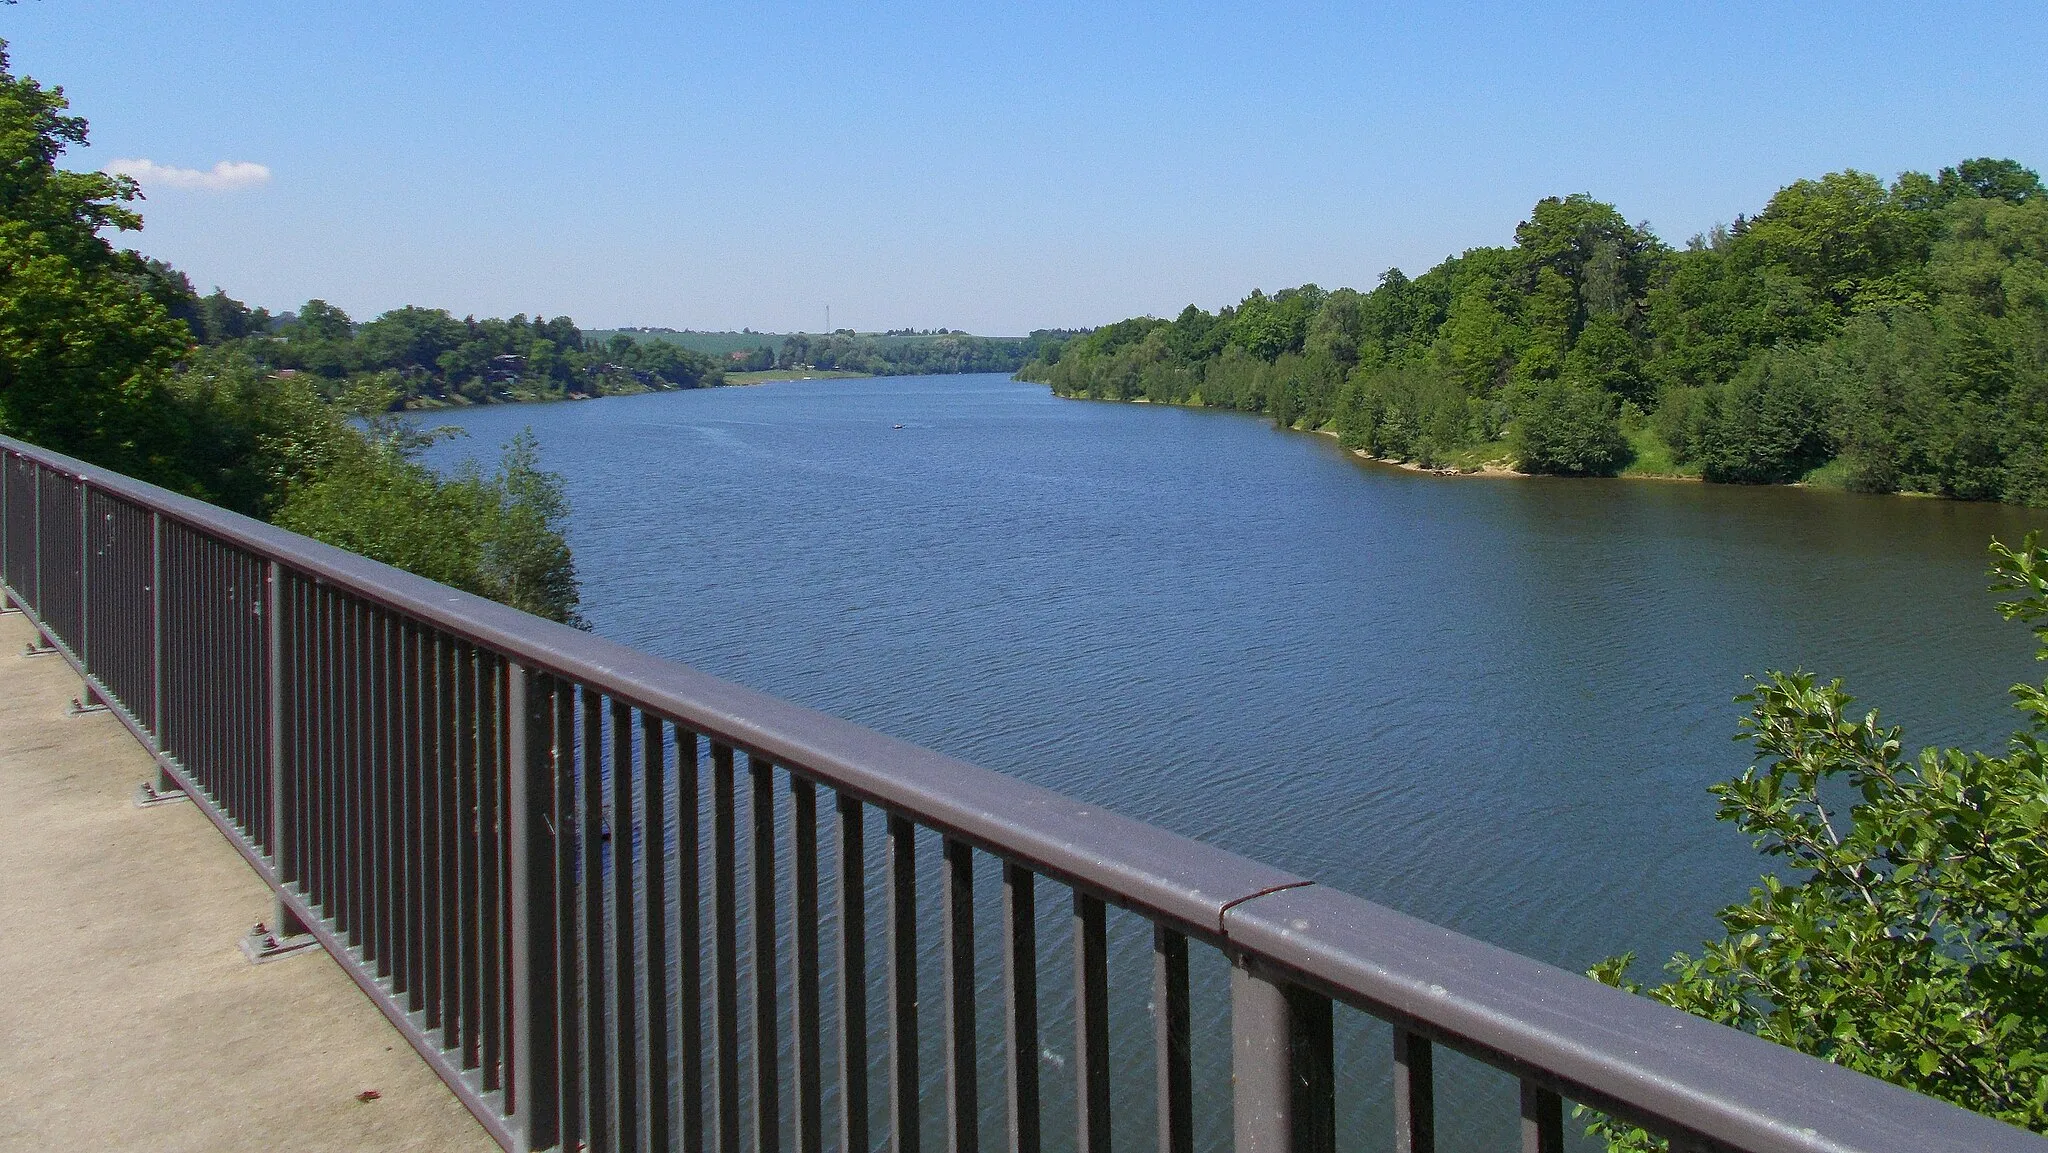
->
(2, 429, 2038, 1153)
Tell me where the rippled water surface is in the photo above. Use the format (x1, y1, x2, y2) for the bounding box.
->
(423, 373, 2046, 1149)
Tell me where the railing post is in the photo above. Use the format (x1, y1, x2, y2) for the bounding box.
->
(508, 662, 560, 1153)
(0, 452, 20, 616)
(133, 509, 180, 803)
(1231, 961, 1334, 1153)
(32, 458, 41, 613)
(267, 561, 298, 918)
(1, 448, 10, 613)
(149, 511, 162, 738)
(77, 476, 89, 673)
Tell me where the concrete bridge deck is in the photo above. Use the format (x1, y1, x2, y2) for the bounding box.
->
(0, 612, 496, 1152)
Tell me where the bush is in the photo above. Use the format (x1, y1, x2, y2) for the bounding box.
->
(1693, 350, 1835, 484)
(1511, 377, 1631, 475)
(1592, 535, 2048, 1146)
(276, 429, 583, 626)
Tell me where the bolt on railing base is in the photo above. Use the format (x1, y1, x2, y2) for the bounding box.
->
(242, 899, 321, 965)
(240, 922, 323, 964)
(133, 778, 190, 807)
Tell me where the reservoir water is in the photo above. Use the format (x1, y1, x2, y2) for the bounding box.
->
(421, 372, 2047, 1150)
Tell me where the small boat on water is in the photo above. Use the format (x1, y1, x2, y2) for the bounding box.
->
(892, 424, 905, 429)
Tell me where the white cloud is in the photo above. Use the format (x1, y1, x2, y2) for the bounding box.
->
(104, 158, 272, 192)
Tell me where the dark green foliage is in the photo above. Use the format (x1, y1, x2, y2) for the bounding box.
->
(274, 427, 584, 625)
(1512, 377, 1631, 476)
(1591, 536, 2048, 1145)
(237, 303, 726, 404)
(1683, 350, 1835, 484)
(1020, 159, 2048, 505)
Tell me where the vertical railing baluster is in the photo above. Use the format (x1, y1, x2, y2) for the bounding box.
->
(285, 573, 306, 888)
(0, 450, 8, 608)
(149, 511, 162, 739)
(1073, 894, 1110, 1153)
(712, 742, 741, 1153)
(836, 793, 869, 1153)
(1232, 968, 1334, 1153)
(547, 681, 579, 1146)
(751, 755, 782, 1153)
(1154, 926, 1192, 1153)
(320, 588, 341, 922)
(404, 622, 429, 1008)
(459, 645, 483, 1069)
(439, 637, 464, 1051)
(379, 613, 403, 984)
(510, 664, 562, 1150)
(266, 562, 288, 892)
(361, 607, 386, 972)
(347, 597, 367, 949)
(423, 634, 452, 1033)
(76, 478, 88, 678)
(611, 699, 642, 1152)
(944, 838, 977, 1153)
(792, 776, 823, 1153)
(677, 729, 705, 1153)
(479, 655, 506, 1090)
(1393, 1028, 1434, 1153)
(580, 688, 610, 1147)
(29, 458, 38, 613)
(575, 686, 603, 1148)
(641, 713, 674, 1153)
(1520, 1081, 1562, 1153)
(1003, 864, 1039, 1153)
(888, 813, 918, 1153)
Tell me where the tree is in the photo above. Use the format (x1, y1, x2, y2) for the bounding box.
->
(1230, 289, 1302, 361)
(1692, 350, 1833, 484)
(1592, 536, 2048, 1146)
(0, 39, 194, 485)
(356, 305, 467, 374)
(274, 425, 584, 626)
(1511, 376, 1630, 476)
(466, 430, 582, 624)
(1938, 158, 2046, 206)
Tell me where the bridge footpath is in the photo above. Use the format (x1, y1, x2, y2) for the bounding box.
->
(0, 612, 494, 1152)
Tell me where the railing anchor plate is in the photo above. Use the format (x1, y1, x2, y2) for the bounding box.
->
(68, 696, 109, 716)
(240, 921, 322, 965)
(133, 777, 189, 807)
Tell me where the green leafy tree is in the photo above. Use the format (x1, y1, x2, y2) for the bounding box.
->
(1591, 536, 2048, 1146)
(1938, 158, 2046, 206)
(275, 426, 583, 625)
(468, 430, 582, 623)
(1511, 376, 1630, 475)
(1690, 349, 1834, 484)
(0, 40, 193, 484)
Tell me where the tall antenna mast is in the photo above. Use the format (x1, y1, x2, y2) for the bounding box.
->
(826, 304, 830, 332)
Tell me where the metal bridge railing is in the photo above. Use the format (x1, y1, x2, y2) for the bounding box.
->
(0, 431, 2037, 1153)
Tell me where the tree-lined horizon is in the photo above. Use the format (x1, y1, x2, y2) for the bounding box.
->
(1021, 159, 2048, 505)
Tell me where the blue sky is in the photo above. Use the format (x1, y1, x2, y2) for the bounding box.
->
(9, 2, 2045, 334)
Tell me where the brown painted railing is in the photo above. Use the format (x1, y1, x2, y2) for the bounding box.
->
(2, 430, 2039, 1153)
